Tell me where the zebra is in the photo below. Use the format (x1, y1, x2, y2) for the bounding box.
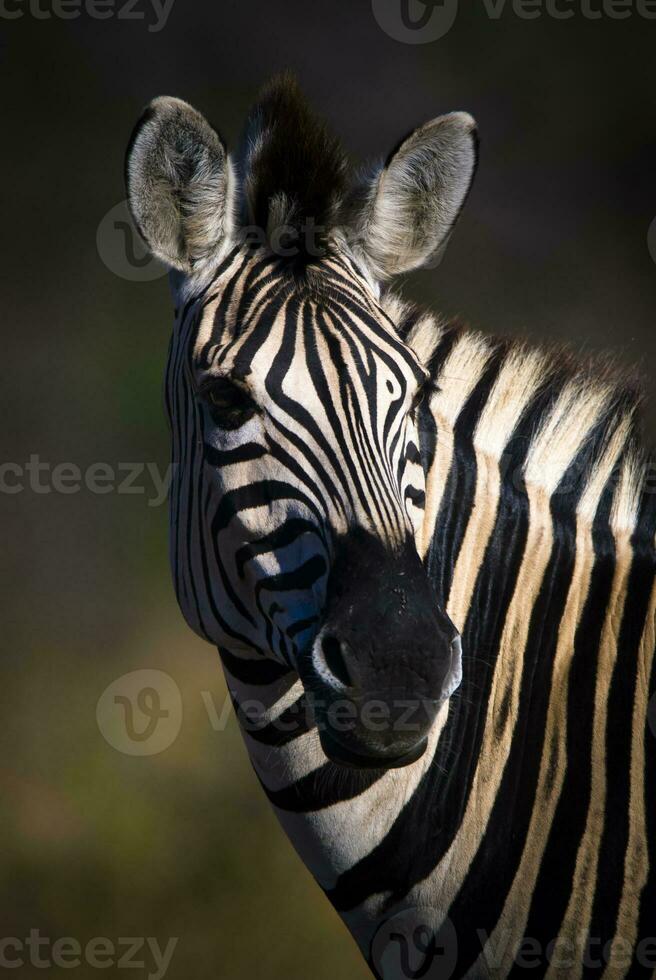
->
(125, 75, 656, 978)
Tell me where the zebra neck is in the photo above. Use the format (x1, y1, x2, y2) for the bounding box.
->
(222, 657, 449, 896)
(417, 326, 656, 605)
(415, 325, 656, 837)
(222, 320, 656, 967)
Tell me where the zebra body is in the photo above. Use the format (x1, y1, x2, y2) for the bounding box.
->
(126, 76, 656, 978)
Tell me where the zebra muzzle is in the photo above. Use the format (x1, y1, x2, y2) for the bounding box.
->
(298, 531, 462, 769)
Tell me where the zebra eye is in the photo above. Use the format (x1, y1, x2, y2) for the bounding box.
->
(200, 378, 257, 430)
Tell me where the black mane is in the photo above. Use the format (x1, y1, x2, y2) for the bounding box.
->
(240, 73, 349, 261)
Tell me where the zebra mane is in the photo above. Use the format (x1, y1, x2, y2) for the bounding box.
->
(383, 293, 651, 538)
(239, 73, 349, 261)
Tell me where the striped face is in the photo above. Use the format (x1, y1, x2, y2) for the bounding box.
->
(168, 249, 429, 658)
(167, 249, 461, 766)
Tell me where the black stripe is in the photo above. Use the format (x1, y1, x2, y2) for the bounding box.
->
(405, 486, 425, 508)
(178, 309, 212, 637)
(258, 762, 384, 814)
(233, 693, 311, 747)
(625, 487, 656, 979)
(508, 469, 618, 975)
(255, 555, 327, 595)
(212, 480, 324, 535)
(427, 345, 505, 605)
(426, 323, 463, 378)
(220, 647, 292, 685)
(235, 519, 324, 579)
(203, 442, 267, 467)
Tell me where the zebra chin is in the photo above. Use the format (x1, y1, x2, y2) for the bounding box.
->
(298, 531, 463, 770)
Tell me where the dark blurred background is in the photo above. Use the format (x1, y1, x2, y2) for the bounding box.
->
(2, 1, 655, 977)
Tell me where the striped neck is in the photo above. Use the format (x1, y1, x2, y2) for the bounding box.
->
(225, 310, 656, 975)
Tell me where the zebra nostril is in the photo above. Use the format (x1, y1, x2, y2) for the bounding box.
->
(322, 635, 353, 688)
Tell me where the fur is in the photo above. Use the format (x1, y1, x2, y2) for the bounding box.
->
(126, 75, 478, 285)
(347, 113, 478, 280)
(239, 73, 349, 262)
(125, 96, 234, 273)
(383, 292, 649, 540)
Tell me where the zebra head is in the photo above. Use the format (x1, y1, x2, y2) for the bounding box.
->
(126, 76, 477, 769)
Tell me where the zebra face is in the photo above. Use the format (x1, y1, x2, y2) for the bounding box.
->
(126, 76, 477, 767)
(172, 250, 433, 653)
(164, 251, 462, 767)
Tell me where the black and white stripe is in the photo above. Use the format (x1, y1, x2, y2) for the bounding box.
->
(126, 75, 656, 979)
(166, 250, 429, 669)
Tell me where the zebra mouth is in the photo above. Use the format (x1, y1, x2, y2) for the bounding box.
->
(320, 731, 428, 770)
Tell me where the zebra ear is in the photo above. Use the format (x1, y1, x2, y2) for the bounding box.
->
(125, 97, 232, 273)
(350, 112, 478, 280)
